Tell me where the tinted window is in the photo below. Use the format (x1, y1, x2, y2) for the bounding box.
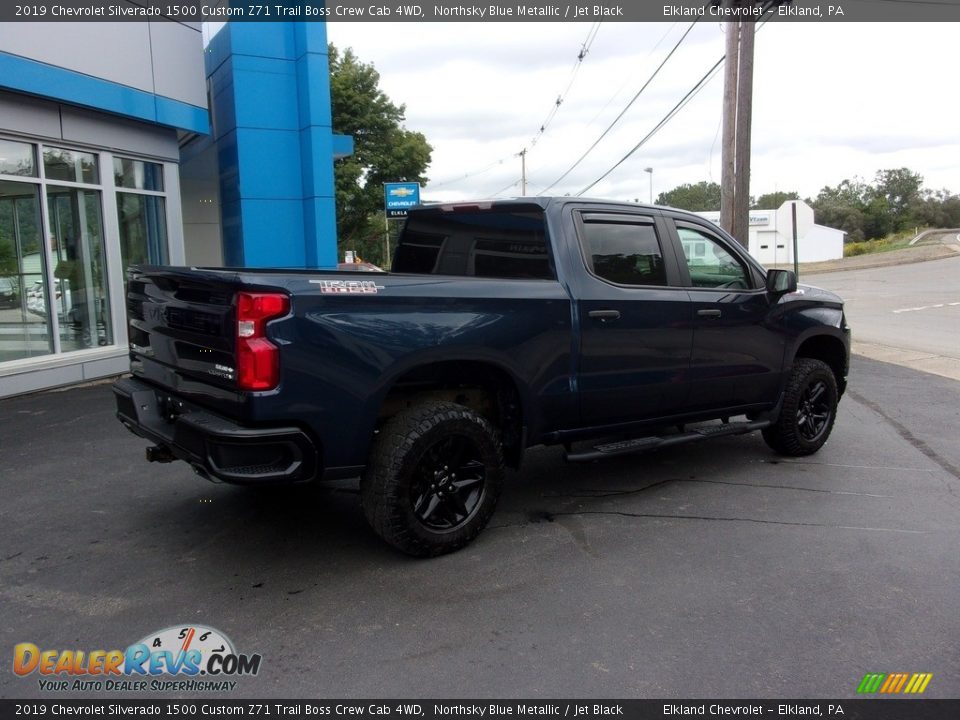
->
(393, 209, 552, 279)
(581, 220, 666, 286)
(678, 227, 750, 289)
(392, 230, 445, 274)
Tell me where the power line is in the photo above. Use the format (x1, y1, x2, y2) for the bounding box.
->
(429, 24, 603, 193)
(486, 178, 522, 198)
(576, 18, 773, 197)
(529, 22, 602, 148)
(538, 20, 700, 196)
(428, 155, 515, 189)
(581, 22, 680, 131)
(577, 57, 724, 196)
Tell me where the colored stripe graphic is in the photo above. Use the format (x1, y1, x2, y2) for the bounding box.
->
(857, 672, 932, 694)
(879, 674, 897, 693)
(914, 674, 933, 694)
(857, 674, 885, 693)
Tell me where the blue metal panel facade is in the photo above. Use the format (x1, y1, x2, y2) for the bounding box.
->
(0, 52, 209, 134)
(207, 22, 352, 269)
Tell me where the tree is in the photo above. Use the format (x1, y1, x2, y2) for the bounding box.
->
(870, 168, 923, 232)
(329, 44, 432, 265)
(655, 181, 721, 212)
(808, 169, 958, 241)
(910, 188, 960, 229)
(810, 178, 870, 242)
(752, 191, 799, 209)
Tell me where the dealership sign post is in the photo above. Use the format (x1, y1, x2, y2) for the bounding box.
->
(382, 182, 421, 266)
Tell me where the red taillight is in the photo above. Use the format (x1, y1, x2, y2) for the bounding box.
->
(235, 292, 289, 391)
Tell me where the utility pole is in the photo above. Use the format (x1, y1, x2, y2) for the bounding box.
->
(719, 8, 756, 249)
(731, 19, 754, 247)
(520, 148, 527, 196)
(720, 20, 739, 236)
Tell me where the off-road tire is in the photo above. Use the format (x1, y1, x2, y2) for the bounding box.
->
(762, 358, 838, 456)
(361, 401, 504, 557)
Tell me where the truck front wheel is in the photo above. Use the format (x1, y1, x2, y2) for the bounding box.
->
(361, 401, 505, 556)
(762, 357, 838, 456)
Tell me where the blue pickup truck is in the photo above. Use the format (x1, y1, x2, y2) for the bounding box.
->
(114, 198, 850, 555)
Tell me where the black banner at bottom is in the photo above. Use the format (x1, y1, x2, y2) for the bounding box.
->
(1, 700, 959, 720)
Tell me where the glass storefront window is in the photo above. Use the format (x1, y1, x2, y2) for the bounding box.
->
(114, 157, 164, 192)
(0, 179, 53, 361)
(43, 147, 99, 184)
(0, 139, 37, 178)
(117, 193, 168, 267)
(47, 185, 112, 351)
(1, 140, 172, 373)
(0, 140, 37, 177)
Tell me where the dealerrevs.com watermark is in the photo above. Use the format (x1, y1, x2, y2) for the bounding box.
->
(13, 624, 261, 693)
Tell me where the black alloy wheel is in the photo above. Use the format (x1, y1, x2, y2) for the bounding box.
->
(410, 434, 486, 532)
(361, 400, 505, 556)
(762, 357, 839, 456)
(796, 377, 833, 442)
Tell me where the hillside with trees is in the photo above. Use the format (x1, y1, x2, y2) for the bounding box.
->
(655, 168, 960, 242)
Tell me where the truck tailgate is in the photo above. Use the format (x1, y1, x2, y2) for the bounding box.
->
(126, 266, 247, 413)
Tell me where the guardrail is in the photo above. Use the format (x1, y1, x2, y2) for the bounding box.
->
(908, 228, 960, 246)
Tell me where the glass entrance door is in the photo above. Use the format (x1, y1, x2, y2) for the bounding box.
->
(0, 179, 53, 362)
(47, 186, 112, 351)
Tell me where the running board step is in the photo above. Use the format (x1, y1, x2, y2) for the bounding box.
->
(564, 419, 772, 463)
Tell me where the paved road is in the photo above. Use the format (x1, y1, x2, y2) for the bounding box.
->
(805, 255, 960, 380)
(2, 356, 959, 700)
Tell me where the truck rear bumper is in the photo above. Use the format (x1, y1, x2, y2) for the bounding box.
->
(113, 377, 317, 484)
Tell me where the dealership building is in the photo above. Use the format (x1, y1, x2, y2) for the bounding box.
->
(697, 200, 845, 267)
(0, 17, 351, 397)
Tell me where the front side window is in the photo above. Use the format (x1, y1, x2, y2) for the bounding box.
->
(580, 219, 667, 287)
(678, 226, 750, 289)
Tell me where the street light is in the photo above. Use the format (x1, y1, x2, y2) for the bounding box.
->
(644, 167, 653, 204)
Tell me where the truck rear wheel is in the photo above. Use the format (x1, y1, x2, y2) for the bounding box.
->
(762, 358, 838, 456)
(361, 401, 504, 556)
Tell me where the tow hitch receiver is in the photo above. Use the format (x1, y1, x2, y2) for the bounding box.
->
(146, 445, 176, 463)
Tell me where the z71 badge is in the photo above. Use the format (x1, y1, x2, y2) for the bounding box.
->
(310, 279, 385, 294)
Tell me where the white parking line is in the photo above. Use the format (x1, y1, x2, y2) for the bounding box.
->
(892, 301, 960, 314)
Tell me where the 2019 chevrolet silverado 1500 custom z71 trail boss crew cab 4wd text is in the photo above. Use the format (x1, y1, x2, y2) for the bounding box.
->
(114, 198, 850, 556)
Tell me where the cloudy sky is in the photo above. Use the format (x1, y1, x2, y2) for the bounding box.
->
(323, 21, 959, 205)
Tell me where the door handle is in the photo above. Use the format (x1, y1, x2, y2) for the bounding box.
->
(588, 309, 621, 321)
(697, 309, 722, 318)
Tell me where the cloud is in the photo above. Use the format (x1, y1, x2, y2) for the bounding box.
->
(327, 21, 960, 203)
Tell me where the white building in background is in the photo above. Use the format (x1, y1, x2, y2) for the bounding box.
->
(698, 200, 845, 266)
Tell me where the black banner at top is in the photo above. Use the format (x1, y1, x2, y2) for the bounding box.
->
(3, 0, 960, 23)
(3, 700, 960, 720)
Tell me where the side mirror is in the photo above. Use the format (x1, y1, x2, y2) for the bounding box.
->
(765, 268, 797, 296)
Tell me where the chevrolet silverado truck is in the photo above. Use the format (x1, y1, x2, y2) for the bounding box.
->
(114, 198, 850, 556)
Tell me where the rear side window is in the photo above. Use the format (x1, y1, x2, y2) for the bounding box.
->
(393, 208, 553, 280)
(580, 219, 667, 287)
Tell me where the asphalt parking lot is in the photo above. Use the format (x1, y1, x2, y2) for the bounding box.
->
(1, 355, 959, 700)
